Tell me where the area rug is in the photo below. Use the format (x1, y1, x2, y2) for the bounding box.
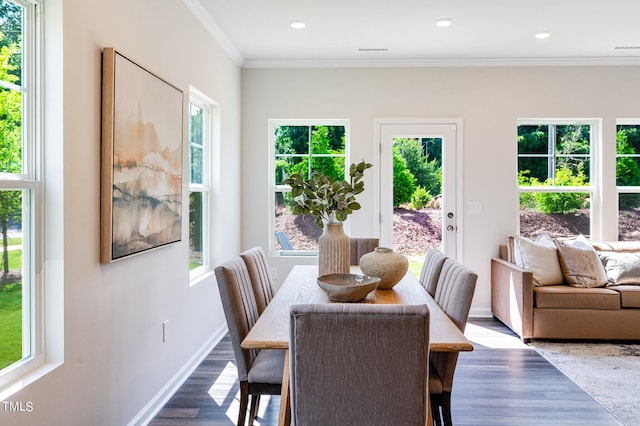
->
(531, 341, 640, 425)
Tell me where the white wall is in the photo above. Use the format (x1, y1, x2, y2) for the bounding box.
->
(0, 0, 240, 424)
(241, 65, 640, 317)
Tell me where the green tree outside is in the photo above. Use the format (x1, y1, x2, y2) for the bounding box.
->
(392, 147, 416, 206)
(1, 22, 23, 275)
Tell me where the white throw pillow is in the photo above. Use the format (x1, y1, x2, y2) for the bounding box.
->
(599, 251, 640, 285)
(514, 235, 564, 286)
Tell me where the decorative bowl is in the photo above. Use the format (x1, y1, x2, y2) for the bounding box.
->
(317, 273, 380, 302)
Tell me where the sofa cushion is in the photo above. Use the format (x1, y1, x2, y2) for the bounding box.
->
(513, 235, 564, 287)
(590, 240, 640, 253)
(534, 285, 621, 310)
(608, 285, 640, 308)
(555, 238, 609, 288)
(599, 251, 640, 285)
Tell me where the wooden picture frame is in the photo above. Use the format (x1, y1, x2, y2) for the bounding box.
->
(101, 48, 183, 263)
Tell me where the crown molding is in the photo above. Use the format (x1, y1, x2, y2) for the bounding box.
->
(242, 56, 640, 69)
(182, 0, 244, 66)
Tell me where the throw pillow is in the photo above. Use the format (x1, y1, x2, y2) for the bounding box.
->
(554, 239, 610, 288)
(599, 251, 640, 285)
(513, 235, 564, 286)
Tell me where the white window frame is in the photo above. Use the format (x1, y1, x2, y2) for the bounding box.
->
(516, 119, 601, 239)
(269, 119, 350, 257)
(615, 119, 640, 240)
(188, 87, 217, 282)
(0, 0, 45, 391)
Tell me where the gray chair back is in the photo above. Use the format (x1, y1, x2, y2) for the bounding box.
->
(214, 257, 260, 381)
(240, 246, 275, 315)
(419, 248, 447, 297)
(289, 303, 430, 426)
(432, 258, 477, 392)
(349, 237, 379, 265)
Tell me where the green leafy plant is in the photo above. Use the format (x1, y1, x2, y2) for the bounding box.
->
(519, 166, 588, 214)
(392, 150, 416, 207)
(283, 160, 372, 228)
(410, 186, 432, 210)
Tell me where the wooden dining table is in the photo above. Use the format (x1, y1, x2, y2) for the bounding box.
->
(241, 264, 474, 426)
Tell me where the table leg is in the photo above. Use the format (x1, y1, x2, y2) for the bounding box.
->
(277, 349, 291, 426)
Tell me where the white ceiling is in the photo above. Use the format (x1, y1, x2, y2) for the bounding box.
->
(189, 0, 640, 67)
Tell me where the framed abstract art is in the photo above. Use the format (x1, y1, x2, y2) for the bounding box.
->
(100, 48, 183, 263)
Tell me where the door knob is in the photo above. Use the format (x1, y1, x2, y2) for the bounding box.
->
(447, 225, 456, 231)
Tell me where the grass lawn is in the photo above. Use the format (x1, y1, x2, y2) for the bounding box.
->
(0, 283, 22, 369)
(406, 254, 425, 280)
(1, 240, 23, 369)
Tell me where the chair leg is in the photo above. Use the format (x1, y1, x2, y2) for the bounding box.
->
(238, 381, 249, 426)
(430, 393, 442, 426)
(442, 391, 453, 426)
(248, 394, 260, 425)
(430, 399, 442, 426)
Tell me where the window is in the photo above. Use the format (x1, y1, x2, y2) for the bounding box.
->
(517, 121, 597, 239)
(188, 89, 216, 279)
(270, 120, 348, 255)
(0, 0, 43, 386)
(616, 121, 640, 240)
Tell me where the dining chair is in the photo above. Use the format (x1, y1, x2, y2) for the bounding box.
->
(419, 248, 448, 297)
(240, 246, 275, 315)
(289, 303, 430, 426)
(349, 237, 379, 265)
(214, 257, 284, 426)
(430, 258, 478, 426)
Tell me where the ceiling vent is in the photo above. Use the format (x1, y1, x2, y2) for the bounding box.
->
(357, 47, 390, 52)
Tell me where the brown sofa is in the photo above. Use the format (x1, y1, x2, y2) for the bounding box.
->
(491, 242, 640, 342)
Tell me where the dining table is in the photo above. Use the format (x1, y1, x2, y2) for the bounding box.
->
(241, 264, 474, 426)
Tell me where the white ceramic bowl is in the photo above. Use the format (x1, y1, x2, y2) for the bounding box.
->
(317, 273, 380, 302)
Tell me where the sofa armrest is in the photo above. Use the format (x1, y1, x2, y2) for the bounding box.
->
(491, 257, 534, 341)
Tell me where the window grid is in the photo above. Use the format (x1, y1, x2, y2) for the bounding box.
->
(517, 121, 597, 239)
(188, 91, 214, 278)
(615, 122, 640, 240)
(270, 120, 349, 255)
(0, 0, 43, 387)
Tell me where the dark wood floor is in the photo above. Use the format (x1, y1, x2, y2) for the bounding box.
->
(149, 318, 623, 425)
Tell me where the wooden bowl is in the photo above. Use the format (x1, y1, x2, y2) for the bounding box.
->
(317, 273, 380, 302)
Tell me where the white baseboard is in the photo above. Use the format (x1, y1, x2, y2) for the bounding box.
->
(469, 307, 493, 318)
(129, 324, 229, 426)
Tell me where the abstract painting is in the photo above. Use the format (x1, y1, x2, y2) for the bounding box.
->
(101, 48, 183, 263)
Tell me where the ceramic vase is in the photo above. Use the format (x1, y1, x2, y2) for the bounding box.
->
(359, 247, 409, 289)
(318, 222, 350, 276)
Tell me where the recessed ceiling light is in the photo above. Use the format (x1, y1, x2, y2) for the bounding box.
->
(290, 21, 306, 29)
(535, 31, 552, 39)
(436, 18, 453, 28)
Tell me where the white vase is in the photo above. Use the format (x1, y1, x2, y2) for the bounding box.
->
(359, 247, 409, 289)
(318, 222, 350, 276)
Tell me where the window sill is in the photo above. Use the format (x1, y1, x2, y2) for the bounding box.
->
(0, 355, 62, 401)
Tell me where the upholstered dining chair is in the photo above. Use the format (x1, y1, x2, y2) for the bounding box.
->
(289, 303, 430, 426)
(430, 258, 478, 426)
(240, 246, 275, 315)
(214, 257, 284, 426)
(349, 237, 379, 265)
(419, 248, 448, 297)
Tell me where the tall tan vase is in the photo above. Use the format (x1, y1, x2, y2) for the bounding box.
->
(318, 222, 350, 276)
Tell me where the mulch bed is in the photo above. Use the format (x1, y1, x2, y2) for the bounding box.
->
(276, 207, 640, 254)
